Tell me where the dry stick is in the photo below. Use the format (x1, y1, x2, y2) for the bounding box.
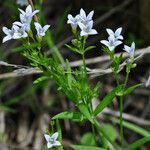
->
(0, 46, 150, 79)
(102, 108, 150, 126)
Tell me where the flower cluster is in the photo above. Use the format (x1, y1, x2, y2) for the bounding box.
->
(100, 28, 135, 57)
(67, 8, 98, 36)
(44, 132, 61, 149)
(2, 5, 50, 43)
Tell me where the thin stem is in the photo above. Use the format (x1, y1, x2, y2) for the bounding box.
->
(114, 72, 119, 86)
(82, 54, 87, 77)
(93, 119, 119, 150)
(120, 96, 124, 150)
(124, 71, 129, 87)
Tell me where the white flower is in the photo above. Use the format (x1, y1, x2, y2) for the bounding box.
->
(13, 25, 28, 39)
(123, 42, 135, 57)
(79, 8, 94, 25)
(34, 22, 50, 37)
(100, 35, 122, 51)
(14, 5, 39, 31)
(16, 0, 28, 6)
(2, 26, 16, 43)
(44, 132, 61, 149)
(67, 14, 80, 30)
(2, 25, 27, 43)
(78, 20, 98, 36)
(106, 27, 123, 40)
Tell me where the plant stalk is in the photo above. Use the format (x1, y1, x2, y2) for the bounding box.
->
(120, 96, 124, 150)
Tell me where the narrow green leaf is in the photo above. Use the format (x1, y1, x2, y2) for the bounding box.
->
(85, 46, 96, 53)
(0, 105, 16, 113)
(78, 103, 93, 123)
(52, 111, 83, 121)
(33, 76, 49, 84)
(127, 136, 150, 150)
(111, 118, 150, 137)
(94, 85, 123, 116)
(65, 44, 82, 54)
(124, 83, 143, 95)
(66, 59, 72, 89)
(71, 145, 106, 150)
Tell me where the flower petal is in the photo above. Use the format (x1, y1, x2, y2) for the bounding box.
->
(26, 5, 32, 14)
(114, 40, 122, 47)
(43, 25, 50, 32)
(2, 27, 10, 35)
(44, 134, 51, 142)
(106, 28, 114, 36)
(80, 30, 88, 36)
(87, 10, 94, 20)
(32, 10, 40, 16)
(18, 8, 25, 15)
(2, 35, 12, 43)
(88, 20, 93, 29)
(47, 142, 53, 148)
(115, 27, 122, 36)
(89, 29, 98, 35)
(34, 22, 41, 31)
(13, 21, 22, 27)
(51, 132, 58, 141)
(68, 14, 73, 20)
(53, 141, 61, 146)
(80, 8, 86, 18)
(78, 22, 85, 30)
(100, 40, 110, 47)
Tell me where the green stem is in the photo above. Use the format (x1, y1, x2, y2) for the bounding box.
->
(124, 71, 129, 87)
(120, 96, 124, 150)
(82, 54, 87, 75)
(114, 72, 119, 86)
(93, 119, 119, 150)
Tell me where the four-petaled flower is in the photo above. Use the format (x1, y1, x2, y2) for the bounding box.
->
(123, 42, 135, 58)
(13, 25, 28, 39)
(34, 22, 50, 37)
(79, 8, 94, 25)
(67, 14, 80, 30)
(100, 35, 122, 51)
(2, 26, 16, 43)
(78, 20, 98, 36)
(44, 132, 61, 149)
(106, 27, 123, 40)
(14, 5, 39, 31)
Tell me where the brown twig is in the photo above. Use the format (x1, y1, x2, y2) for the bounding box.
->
(0, 46, 150, 80)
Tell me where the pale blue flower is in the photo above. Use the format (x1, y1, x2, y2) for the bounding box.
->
(44, 132, 61, 149)
(100, 35, 122, 51)
(67, 14, 80, 30)
(2, 25, 27, 43)
(34, 22, 50, 37)
(16, 0, 28, 6)
(14, 5, 39, 31)
(2, 26, 16, 43)
(123, 42, 135, 57)
(13, 25, 28, 39)
(78, 8, 94, 25)
(106, 27, 123, 40)
(78, 20, 98, 36)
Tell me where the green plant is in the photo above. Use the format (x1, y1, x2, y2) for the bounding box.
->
(2, 3, 150, 150)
